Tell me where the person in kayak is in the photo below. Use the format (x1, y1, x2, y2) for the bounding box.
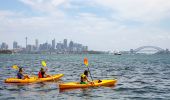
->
(80, 70, 93, 84)
(17, 67, 30, 79)
(38, 67, 50, 78)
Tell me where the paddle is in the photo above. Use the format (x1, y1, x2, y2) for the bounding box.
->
(84, 58, 94, 82)
(12, 65, 19, 70)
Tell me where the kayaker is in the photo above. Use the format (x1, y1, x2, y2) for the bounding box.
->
(17, 67, 30, 79)
(80, 70, 93, 84)
(38, 67, 50, 78)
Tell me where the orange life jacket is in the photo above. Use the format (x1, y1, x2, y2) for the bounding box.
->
(38, 72, 42, 78)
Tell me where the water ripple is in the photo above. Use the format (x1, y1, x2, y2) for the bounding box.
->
(0, 54, 170, 99)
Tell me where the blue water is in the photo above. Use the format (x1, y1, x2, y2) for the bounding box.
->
(0, 54, 170, 100)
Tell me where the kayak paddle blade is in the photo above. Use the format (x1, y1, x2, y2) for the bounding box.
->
(12, 65, 19, 70)
(41, 61, 47, 67)
(84, 58, 88, 67)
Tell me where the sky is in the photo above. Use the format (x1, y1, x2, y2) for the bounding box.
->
(0, 0, 170, 51)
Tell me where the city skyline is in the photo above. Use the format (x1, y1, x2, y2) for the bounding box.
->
(10, 38, 88, 52)
(1, 38, 168, 51)
(0, 0, 170, 51)
(0, 38, 89, 54)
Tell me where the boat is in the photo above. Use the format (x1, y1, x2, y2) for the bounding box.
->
(59, 79, 117, 89)
(114, 52, 122, 55)
(114, 53, 121, 55)
(4, 74, 64, 83)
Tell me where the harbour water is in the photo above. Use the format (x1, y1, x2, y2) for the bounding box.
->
(0, 54, 170, 100)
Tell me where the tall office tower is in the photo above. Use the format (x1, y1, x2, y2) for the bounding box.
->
(63, 39, 67, 49)
(35, 39, 39, 50)
(52, 39, 56, 49)
(13, 41, 18, 49)
(1, 42, 8, 50)
(25, 37, 27, 49)
(69, 41, 74, 51)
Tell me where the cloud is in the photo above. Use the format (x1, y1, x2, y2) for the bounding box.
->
(19, 0, 67, 17)
(0, 0, 170, 50)
(0, 10, 23, 18)
(93, 0, 170, 22)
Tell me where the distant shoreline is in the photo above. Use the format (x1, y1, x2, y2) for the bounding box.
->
(0, 50, 106, 54)
(0, 50, 12, 54)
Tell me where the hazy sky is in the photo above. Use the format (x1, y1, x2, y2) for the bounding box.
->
(0, 0, 170, 51)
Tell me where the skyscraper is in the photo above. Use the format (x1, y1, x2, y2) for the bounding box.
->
(52, 39, 56, 49)
(13, 41, 18, 49)
(25, 37, 27, 49)
(1, 42, 8, 50)
(63, 39, 67, 49)
(69, 41, 74, 52)
(35, 39, 39, 50)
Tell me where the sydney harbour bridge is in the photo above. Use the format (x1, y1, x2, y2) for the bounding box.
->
(130, 46, 165, 54)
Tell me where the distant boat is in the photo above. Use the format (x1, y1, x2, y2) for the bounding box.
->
(114, 52, 122, 55)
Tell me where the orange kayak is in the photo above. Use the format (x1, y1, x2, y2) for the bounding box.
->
(59, 79, 117, 89)
(4, 74, 64, 83)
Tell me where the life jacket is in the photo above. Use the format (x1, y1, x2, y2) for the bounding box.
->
(80, 74, 86, 82)
(17, 72, 24, 79)
(81, 74, 86, 78)
(38, 72, 43, 78)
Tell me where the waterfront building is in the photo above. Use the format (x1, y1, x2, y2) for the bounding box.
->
(73, 43, 83, 52)
(25, 37, 28, 49)
(27, 45, 35, 51)
(39, 42, 51, 51)
(52, 39, 56, 50)
(1, 42, 8, 50)
(35, 39, 39, 50)
(63, 39, 67, 50)
(69, 41, 74, 52)
(56, 42, 64, 52)
(13, 41, 18, 49)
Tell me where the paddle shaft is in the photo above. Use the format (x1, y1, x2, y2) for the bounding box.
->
(87, 67, 93, 81)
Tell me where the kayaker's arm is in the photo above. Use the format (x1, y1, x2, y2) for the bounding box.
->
(44, 73, 51, 77)
(86, 76, 93, 83)
(45, 68, 48, 72)
(44, 68, 51, 77)
(23, 74, 30, 79)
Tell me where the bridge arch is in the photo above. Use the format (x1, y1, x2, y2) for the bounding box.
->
(133, 46, 164, 53)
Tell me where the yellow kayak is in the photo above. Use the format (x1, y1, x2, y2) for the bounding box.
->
(4, 74, 64, 83)
(59, 79, 117, 89)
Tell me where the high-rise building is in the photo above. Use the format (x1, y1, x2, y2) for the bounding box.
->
(83, 46, 88, 51)
(25, 37, 27, 49)
(56, 43, 63, 51)
(1, 42, 8, 50)
(52, 39, 56, 49)
(35, 39, 39, 50)
(63, 39, 67, 49)
(13, 41, 18, 49)
(69, 41, 74, 51)
(39, 42, 51, 51)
